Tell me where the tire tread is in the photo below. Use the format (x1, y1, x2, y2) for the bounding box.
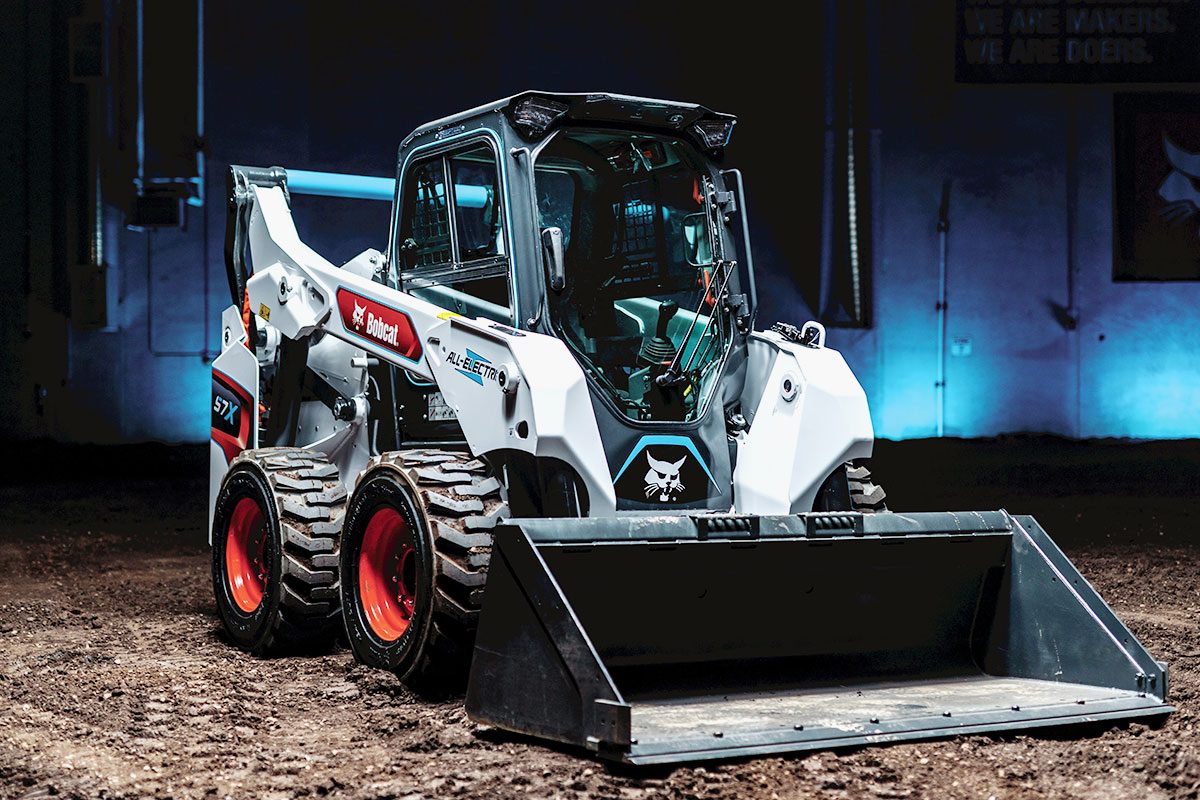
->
(361, 448, 504, 689)
(847, 464, 888, 513)
(228, 447, 344, 651)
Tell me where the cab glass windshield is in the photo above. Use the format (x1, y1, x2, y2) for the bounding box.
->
(534, 130, 733, 422)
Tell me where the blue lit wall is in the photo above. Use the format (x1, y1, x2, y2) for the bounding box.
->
(825, 2, 1200, 440)
(39, 1, 1200, 443)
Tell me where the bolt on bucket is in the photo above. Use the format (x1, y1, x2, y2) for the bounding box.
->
(465, 511, 1170, 764)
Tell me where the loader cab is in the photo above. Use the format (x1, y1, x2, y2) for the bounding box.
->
(531, 127, 739, 425)
(388, 92, 755, 511)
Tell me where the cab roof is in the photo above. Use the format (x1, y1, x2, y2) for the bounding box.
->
(407, 91, 737, 153)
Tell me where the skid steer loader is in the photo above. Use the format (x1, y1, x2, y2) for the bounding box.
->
(209, 92, 1171, 764)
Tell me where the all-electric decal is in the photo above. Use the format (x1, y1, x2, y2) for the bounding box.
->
(447, 348, 497, 386)
(336, 288, 422, 362)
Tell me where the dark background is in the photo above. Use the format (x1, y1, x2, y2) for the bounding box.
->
(3, 0, 1200, 444)
(2, 6, 1199, 796)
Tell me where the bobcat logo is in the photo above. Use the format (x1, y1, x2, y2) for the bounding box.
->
(644, 451, 686, 502)
(351, 300, 367, 329)
(1159, 135, 1200, 230)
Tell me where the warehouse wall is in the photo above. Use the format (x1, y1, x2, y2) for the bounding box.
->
(4, 1, 1197, 443)
(830, 1, 1200, 439)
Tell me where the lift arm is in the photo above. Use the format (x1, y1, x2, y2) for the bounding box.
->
(232, 175, 617, 514)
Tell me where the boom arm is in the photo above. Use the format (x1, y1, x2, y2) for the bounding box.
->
(240, 184, 618, 514)
(246, 185, 441, 381)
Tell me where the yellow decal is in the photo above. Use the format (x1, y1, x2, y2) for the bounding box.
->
(259, 303, 271, 321)
(437, 311, 462, 320)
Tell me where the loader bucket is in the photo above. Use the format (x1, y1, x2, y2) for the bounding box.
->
(465, 511, 1170, 764)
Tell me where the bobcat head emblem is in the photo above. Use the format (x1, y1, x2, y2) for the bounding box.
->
(351, 301, 367, 329)
(644, 451, 686, 502)
(1159, 135, 1200, 229)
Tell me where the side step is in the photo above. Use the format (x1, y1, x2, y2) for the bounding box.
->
(464, 511, 1170, 765)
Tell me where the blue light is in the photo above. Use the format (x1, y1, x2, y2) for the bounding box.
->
(286, 169, 491, 209)
(286, 169, 395, 201)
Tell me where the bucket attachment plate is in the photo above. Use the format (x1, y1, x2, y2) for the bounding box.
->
(465, 511, 1171, 764)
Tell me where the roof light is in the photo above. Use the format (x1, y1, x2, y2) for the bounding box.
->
(509, 96, 569, 139)
(690, 119, 736, 151)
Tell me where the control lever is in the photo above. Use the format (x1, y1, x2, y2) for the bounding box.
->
(638, 301, 678, 368)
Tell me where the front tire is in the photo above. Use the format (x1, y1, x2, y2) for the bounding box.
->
(211, 448, 345, 654)
(814, 462, 888, 513)
(340, 449, 505, 692)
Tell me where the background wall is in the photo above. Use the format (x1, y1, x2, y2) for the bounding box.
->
(2, 0, 1196, 443)
(840, 2, 1200, 439)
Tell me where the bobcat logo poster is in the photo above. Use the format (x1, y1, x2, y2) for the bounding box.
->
(643, 452, 686, 502)
(1115, 93, 1200, 280)
(612, 436, 714, 506)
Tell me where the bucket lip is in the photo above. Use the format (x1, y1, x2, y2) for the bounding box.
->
(504, 509, 1018, 545)
(620, 693, 1173, 764)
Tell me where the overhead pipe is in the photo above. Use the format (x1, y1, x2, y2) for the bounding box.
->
(285, 169, 490, 209)
(285, 170, 396, 201)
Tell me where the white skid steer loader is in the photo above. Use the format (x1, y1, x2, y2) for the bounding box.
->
(209, 92, 1170, 764)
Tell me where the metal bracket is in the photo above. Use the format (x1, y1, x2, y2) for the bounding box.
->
(693, 514, 759, 539)
(805, 513, 864, 538)
(587, 699, 633, 751)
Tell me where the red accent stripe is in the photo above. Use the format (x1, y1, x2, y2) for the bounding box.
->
(212, 369, 254, 464)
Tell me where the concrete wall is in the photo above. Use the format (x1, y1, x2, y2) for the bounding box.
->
(830, 1, 1200, 439)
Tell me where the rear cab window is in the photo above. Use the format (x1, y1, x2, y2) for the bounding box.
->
(396, 140, 511, 323)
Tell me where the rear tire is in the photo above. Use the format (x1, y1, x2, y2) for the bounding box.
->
(340, 449, 506, 693)
(212, 448, 345, 654)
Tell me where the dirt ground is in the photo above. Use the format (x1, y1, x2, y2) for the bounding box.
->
(0, 438, 1197, 799)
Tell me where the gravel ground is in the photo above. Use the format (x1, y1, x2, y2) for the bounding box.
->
(0, 438, 1197, 799)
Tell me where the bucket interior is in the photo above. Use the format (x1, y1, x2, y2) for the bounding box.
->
(537, 530, 1164, 760)
(467, 516, 1170, 764)
(541, 536, 1007, 700)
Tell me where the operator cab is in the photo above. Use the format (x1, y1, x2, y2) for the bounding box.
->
(387, 92, 752, 441)
(535, 128, 733, 423)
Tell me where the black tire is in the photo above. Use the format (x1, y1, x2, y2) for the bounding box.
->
(846, 464, 888, 511)
(212, 448, 345, 654)
(814, 462, 888, 513)
(340, 449, 506, 693)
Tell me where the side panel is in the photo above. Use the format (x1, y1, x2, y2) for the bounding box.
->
(590, 391, 733, 512)
(429, 318, 616, 515)
(208, 304, 259, 540)
(734, 332, 874, 514)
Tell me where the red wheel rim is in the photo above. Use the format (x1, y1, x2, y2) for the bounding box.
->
(225, 496, 268, 613)
(359, 506, 418, 642)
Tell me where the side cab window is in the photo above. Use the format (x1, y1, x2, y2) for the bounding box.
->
(396, 140, 511, 323)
